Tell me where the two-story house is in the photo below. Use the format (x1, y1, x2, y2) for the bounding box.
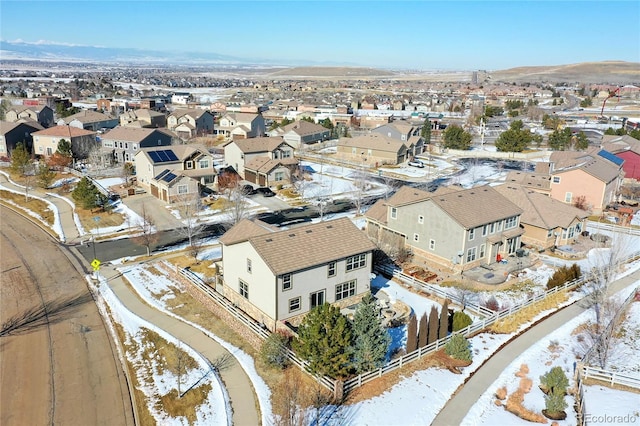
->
(336, 134, 410, 166)
(267, 120, 331, 149)
(548, 149, 624, 214)
(134, 144, 216, 203)
(215, 113, 266, 140)
(5, 105, 54, 128)
(365, 185, 524, 271)
(119, 108, 167, 128)
(371, 122, 424, 158)
(223, 136, 295, 178)
(0, 121, 44, 157)
(494, 183, 589, 250)
(167, 109, 215, 139)
(101, 127, 175, 163)
(32, 125, 97, 158)
(57, 110, 119, 131)
(601, 134, 640, 181)
(219, 217, 376, 331)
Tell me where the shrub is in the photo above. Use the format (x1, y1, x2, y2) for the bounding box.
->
(495, 386, 507, 400)
(540, 366, 569, 394)
(452, 311, 473, 332)
(546, 264, 581, 290)
(483, 296, 500, 312)
(445, 333, 472, 362)
(544, 387, 568, 413)
(260, 332, 290, 369)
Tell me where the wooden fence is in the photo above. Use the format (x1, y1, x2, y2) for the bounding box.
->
(176, 250, 640, 396)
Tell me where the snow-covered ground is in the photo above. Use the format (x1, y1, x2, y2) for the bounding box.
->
(90, 273, 231, 426)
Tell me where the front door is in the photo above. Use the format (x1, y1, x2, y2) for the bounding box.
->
(310, 290, 325, 309)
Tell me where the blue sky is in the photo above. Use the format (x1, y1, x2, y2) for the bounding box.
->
(1, 1, 638, 70)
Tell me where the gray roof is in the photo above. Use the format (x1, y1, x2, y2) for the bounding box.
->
(337, 134, 407, 153)
(221, 217, 376, 276)
(550, 149, 621, 183)
(228, 136, 290, 154)
(102, 126, 173, 142)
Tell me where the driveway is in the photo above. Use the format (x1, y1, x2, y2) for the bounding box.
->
(122, 193, 184, 231)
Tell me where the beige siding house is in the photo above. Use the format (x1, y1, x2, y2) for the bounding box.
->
(365, 185, 524, 271)
(494, 184, 589, 250)
(5, 105, 54, 128)
(268, 120, 331, 149)
(243, 156, 298, 187)
(167, 109, 215, 138)
(223, 137, 295, 178)
(32, 125, 97, 158)
(219, 217, 376, 331)
(336, 134, 410, 166)
(215, 113, 266, 140)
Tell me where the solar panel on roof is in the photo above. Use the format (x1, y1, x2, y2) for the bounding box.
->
(162, 172, 177, 182)
(149, 149, 178, 163)
(155, 169, 171, 180)
(597, 149, 624, 166)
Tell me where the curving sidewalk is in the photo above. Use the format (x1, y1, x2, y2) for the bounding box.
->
(431, 269, 640, 426)
(100, 264, 261, 426)
(1, 169, 263, 426)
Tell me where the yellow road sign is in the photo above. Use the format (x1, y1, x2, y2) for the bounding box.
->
(91, 258, 101, 271)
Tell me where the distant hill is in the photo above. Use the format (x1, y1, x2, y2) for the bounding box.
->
(490, 61, 640, 84)
(266, 66, 397, 78)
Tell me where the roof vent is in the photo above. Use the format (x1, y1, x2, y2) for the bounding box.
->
(326, 225, 333, 229)
(265, 238, 273, 242)
(305, 230, 312, 233)
(289, 233, 296, 237)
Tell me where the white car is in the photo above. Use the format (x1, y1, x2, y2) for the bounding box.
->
(408, 160, 424, 168)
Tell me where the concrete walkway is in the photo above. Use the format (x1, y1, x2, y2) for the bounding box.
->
(101, 265, 261, 426)
(432, 269, 640, 426)
(1, 170, 263, 425)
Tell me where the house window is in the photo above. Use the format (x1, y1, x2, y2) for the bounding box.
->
(429, 239, 435, 250)
(104, 141, 113, 148)
(418, 215, 424, 224)
(247, 258, 252, 273)
(186, 160, 194, 169)
(335, 280, 356, 301)
(568, 226, 575, 239)
(391, 207, 397, 219)
(275, 171, 285, 181)
(282, 273, 292, 291)
(124, 142, 129, 150)
(576, 222, 582, 233)
(158, 139, 162, 145)
(480, 244, 486, 258)
(505, 216, 517, 229)
(482, 224, 488, 236)
(328, 261, 336, 277)
(547, 229, 554, 238)
(466, 247, 477, 263)
(413, 233, 419, 242)
(282, 150, 291, 158)
(469, 228, 475, 240)
(346, 253, 367, 271)
(289, 297, 301, 312)
(497, 220, 503, 232)
(239, 280, 249, 299)
(178, 185, 188, 194)
(553, 176, 560, 184)
(565, 192, 573, 203)
(133, 143, 138, 150)
(490, 222, 495, 233)
(199, 159, 209, 168)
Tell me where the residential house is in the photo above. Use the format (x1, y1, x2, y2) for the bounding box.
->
(32, 125, 97, 158)
(215, 112, 266, 140)
(267, 120, 330, 149)
(218, 217, 376, 331)
(134, 144, 216, 202)
(364, 185, 524, 271)
(336, 134, 410, 166)
(371, 122, 424, 157)
(119, 109, 167, 128)
(167, 109, 215, 139)
(243, 156, 298, 187)
(494, 184, 588, 250)
(0, 121, 44, 158)
(57, 110, 118, 131)
(548, 149, 624, 214)
(101, 127, 175, 163)
(503, 171, 551, 195)
(601, 134, 640, 181)
(223, 136, 295, 178)
(5, 105, 54, 128)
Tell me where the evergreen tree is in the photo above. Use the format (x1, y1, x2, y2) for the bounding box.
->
(427, 306, 439, 344)
(352, 294, 391, 373)
(36, 162, 56, 189)
(260, 332, 290, 369)
(442, 125, 472, 150)
(452, 311, 473, 332)
(72, 177, 101, 210)
(574, 131, 589, 151)
(418, 312, 428, 348)
(10, 142, 31, 175)
(292, 304, 352, 378)
(494, 120, 534, 152)
(548, 128, 573, 150)
(421, 122, 432, 144)
(439, 299, 449, 339)
(406, 314, 418, 353)
(56, 138, 73, 157)
(445, 333, 472, 362)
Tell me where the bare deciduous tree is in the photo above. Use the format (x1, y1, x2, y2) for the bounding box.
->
(132, 203, 158, 257)
(222, 183, 250, 228)
(175, 191, 206, 255)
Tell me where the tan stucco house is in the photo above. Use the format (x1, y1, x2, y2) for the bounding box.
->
(223, 136, 295, 178)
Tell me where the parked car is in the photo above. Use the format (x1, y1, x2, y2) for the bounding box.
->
(241, 184, 256, 196)
(256, 187, 276, 197)
(408, 160, 424, 168)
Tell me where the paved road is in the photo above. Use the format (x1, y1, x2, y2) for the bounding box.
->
(0, 206, 134, 426)
(100, 263, 262, 426)
(431, 269, 640, 426)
